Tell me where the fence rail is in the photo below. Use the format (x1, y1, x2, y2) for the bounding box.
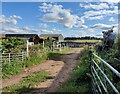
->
(0, 52, 27, 63)
(90, 52, 120, 94)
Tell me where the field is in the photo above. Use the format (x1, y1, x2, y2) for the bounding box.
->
(65, 39, 101, 43)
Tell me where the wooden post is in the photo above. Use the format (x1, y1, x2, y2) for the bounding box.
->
(57, 42, 59, 49)
(60, 42, 61, 51)
(8, 53, 10, 64)
(53, 41, 55, 51)
(42, 39, 45, 48)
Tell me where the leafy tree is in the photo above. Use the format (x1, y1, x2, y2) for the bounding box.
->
(1, 38, 25, 52)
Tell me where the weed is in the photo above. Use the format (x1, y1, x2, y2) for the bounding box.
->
(3, 71, 48, 93)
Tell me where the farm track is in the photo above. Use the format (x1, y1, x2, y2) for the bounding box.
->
(2, 48, 84, 93)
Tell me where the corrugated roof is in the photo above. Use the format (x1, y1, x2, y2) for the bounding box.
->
(39, 34, 63, 38)
(5, 34, 37, 38)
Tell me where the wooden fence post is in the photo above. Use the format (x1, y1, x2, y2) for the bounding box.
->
(60, 42, 61, 51)
(43, 40, 45, 48)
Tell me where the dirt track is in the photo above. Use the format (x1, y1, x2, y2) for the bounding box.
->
(2, 48, 84, 93)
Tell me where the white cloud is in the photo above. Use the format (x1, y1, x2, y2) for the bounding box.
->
(80, 3, 109, 10)
(77, 29, 95, 37)
(109, 17, 115, 22)
(77, 31, 87, 37)
(81, 25, 88, 28)
(22, 26, 39, 32)
(39, 3, 83, 28)
(100, 0, 120, 3)
(2, 27, 24, 33)
(10, 15, 22, 19)
(92, 23, 112, 30)
(89, 15, 103, 20)
(41, 28, 61, 34)
(39, 23, 48, 28)
(82, 3, 118, 21)
(42, 13, 61, 22)
(41, 29, 53, 33)
(52, 28, 61, 32)
(2, 26, 39, 33)
(0, 15, 22, 25)
(92, 24, 118, 32)
(88, 28, 94, 32)
(84, 9, 118, 18)
(22, 26, 30, 31)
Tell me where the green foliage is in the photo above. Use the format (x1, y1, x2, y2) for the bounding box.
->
(94, 38, 120, 92)
(24, 49, 48, 67)
(116, 38, 120, 53)
(1, 38, 25, 52)
(4, 71, 48, 93)
(60, 50, 92, 93)
(44, 39, 53, 49)
(2, 61, 23, 79)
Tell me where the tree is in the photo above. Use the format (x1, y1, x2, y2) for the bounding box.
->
(1, 38, 25, 52)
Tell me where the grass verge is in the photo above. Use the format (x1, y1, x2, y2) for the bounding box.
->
(59, 49, 92, 93)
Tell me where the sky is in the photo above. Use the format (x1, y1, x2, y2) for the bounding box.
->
(1, 1, 119, 37)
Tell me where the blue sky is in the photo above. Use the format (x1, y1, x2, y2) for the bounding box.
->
(1, 2, 119, 37)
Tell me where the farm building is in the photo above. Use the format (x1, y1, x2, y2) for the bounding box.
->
(0, 34, 64, 45)
(39, 34, 64, 42)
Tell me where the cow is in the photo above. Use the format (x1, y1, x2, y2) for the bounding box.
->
(102, 26, 116, 50)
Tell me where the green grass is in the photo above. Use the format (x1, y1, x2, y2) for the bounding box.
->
(2, 50, 48, 79)
(3, 71, 48, 93)
(2, 48, 71, 79)
(2, 61, 23, 79)
(47, 48, 71, 59)
(59, 50, 92, 93)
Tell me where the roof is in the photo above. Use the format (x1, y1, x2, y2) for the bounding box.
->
(39, 34, 63, 39)
(0, 34, 38, 39)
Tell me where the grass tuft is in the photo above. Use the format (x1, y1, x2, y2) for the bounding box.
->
(3, 71, 48, 93)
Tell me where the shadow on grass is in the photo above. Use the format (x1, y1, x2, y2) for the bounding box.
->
(47, 52, 63, 60)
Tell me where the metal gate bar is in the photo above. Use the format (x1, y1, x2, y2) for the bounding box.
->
(90, 52, 120, 94)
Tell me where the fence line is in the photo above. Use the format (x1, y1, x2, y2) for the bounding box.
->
(0, 52, 27, 63)
(90, 52, 120, 94)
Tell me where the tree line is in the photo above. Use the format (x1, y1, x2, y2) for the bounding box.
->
(64, 36, 102, 40)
